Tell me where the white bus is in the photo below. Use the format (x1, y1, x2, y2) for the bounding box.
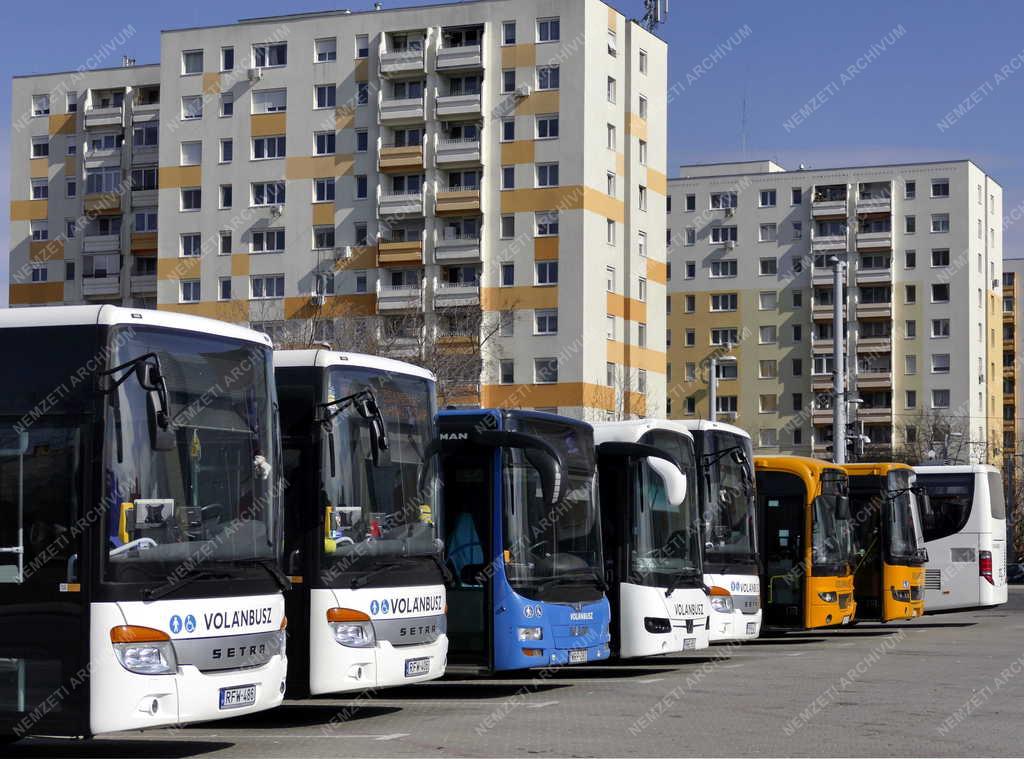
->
(913, 464, 1009, 612)
(678, 421, 762, 642)
(0, 306, 288, 742)
(274, 351, 447, 695)
(594, 421, 709, 657)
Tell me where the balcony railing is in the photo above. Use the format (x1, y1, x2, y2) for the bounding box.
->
(379, 46, 426, 76)
(378, 90, 426, 123)
(84, 104, 124, 129)
(436, 43, 483, 70)
(81, 274, 121, 296)
(435, 87, 482, 119)
(435, 135, 481, 166)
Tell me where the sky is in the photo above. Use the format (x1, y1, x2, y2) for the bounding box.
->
(4, 0, 1024, 306)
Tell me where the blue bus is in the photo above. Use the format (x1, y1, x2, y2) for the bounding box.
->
(438, 409, 611, 672)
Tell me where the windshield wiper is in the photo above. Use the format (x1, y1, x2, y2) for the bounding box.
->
(425, 552, 454, 587)
(142, 567, 234, 602)
(535, 567, 608, 594)
(663, 567, 703, 597)
(237, 557, 292, 592)
(349, 561, 404, 590)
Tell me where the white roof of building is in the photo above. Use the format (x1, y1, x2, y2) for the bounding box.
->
(274, 349, 436, 382)
(0, 305, 272, 346)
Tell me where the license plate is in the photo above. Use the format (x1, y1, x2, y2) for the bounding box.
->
(568, 649, 587, 664)
(219, 684, 256, 710)
(404, 657, 430, 677)
(842, 615, 851, 624)
(746, 622, 756, 635)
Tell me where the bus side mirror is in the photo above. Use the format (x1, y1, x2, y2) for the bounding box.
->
(355, 395, 389, 466)
(647, 456, 687, 507)
(836, 495, 851, 521)
(524, 447, 562, 507)
(477, 430, 567, 506)
(137, 362, 174, 451)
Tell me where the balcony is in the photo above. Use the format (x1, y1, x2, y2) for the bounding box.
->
(435, 89, 482, 119)
(379, 48, 426, 76)
(378, 92, 426, 124)
(435, 186, 481, 215)
(855, 267, 893, 284)
(856, 196, 891, 215)
(84, 105, 124, 129)
(434, 233, 481, 262)
(434, 280, 480, 308)
(130, 274, 157, 294)
(811, 266, 836, 285)
(81, 274, 121, 297)
(856, 301, 892, 320)
(82, 233, 121, 253)
(131, 188, 158, 207)
(131, 142, 159, 164)
(378, 187, 425, 217)
(376, 281, 424, 311)
(378, 143, 424, 172)
(83, 192, 122, 215)
(132, 102, 160, 122)
(811, 375, 835, 392)
(857, 230, 893, 250)
(436, 44, 483, 71)
(857, 335, 892, 353)
(435, 137, 481, 167)
(376, 238, 424, 266)
(811, 407, 834, 424)
(811, 234, 847, 252)
(859, 406, 893, 423)
(810, 334, 835, 350)
(857, 369, 893, 388)
(811, 301, 843, 319)
(84, 147, 123, 169)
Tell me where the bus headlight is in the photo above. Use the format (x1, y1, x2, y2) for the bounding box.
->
(110, 626, 177, 675)
(891, 589, 912, 602)
(327, 608, 376, 648)
(818, 592, 837, 603)
(517, 627, 543, 642)
(708, 586, 734, 613)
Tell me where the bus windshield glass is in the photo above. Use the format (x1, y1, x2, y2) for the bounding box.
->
(631, 431, 702, 583)
(102, 327, 281, 583)
(320, 366, 440, 567)
(700, 431, 756, 564)
(502, 419, 603, 599)
(916, 473, 973, 542)
(812, 471, 853, 569)
(888, 470, 926, 561)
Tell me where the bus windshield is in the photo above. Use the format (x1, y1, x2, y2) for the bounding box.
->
(320, 367, 440, 566)
(916, 473, 973, 542)
(631, 432, 702, 583)
(102, 327, 281, 583)
(502, 419, 603, 599)
(888, 470, 926, 562)
(700, 431, 756, 564)
(811, 472, 853, 570)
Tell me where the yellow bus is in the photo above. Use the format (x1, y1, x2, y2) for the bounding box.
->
(842, 463, 928, 621)
(755, 456, 857, 630)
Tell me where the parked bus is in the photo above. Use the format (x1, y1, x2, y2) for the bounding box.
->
(438, 409, 611, 672)
(679, 421, 762, 642)
(274, 350, 446, 695)
(913, 464, 1008, 612)
(593, 421, 709, 657)
(0, 306, 288, 741)
(842, 463, 928, 621)
(754, 456, 856, 629)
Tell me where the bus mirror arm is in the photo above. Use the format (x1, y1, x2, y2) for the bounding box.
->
(98, 353, 174, 451)
(475, 430, 567, 506)
(597, 442, 686, 506)
(416, 437, 444, 494)
(318, 390, 389, 465)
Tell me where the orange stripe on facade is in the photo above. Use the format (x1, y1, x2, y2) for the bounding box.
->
(30, 239, 64, 262)
(284, 294, 377, 320)
(312, 202, 335, 226)
(647, 167, 667, 195)
(285, 154, 353, 180)
(481, 285, 558, 311)
(64, 156, 76, 176)
(482, 382, 615, 412)
(10, 200, 48, 221)
(130, 232, 157, 253)
(354, 59, 369, 82)
(606, 292, 647, 322)
(231, 254, 250, 277)
(158, 165, 201, 189)
(501, 43, 536, 68)
(202, 73, 221, 95)
(500, 140, 535, 165)
(158, 300, 250, 322)
(49, 113, 76, 136)
(29, 158, 49, 179)
(10, 282, 63, 305)
(336, 245, 377, 271)
(499, 186, 625, 223)
(626, 113, 647, 140)
(514, 90, 559, 116)
(251, 112, 287, 137)
(607, 341, 666, 373)
(336, 106, 356, 130)
(157, 257, 201, 280)
(646, 259, 667, 285)
(533, 236, 559, 260)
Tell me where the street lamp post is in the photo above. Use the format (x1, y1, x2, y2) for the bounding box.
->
(831, 256, 847, 464)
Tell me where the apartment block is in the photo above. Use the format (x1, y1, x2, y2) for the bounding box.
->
(8, 0, 668, 421)
(1002, 259, 1024, 458)
(666, 159, 1004, 461)
(9, 64, 162, 308)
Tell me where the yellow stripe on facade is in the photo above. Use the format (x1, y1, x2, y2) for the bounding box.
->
(481, 285, 558, 311)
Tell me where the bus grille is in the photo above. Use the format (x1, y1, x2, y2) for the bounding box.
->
(924, 569, 942, 591)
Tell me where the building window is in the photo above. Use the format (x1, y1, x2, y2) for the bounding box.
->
(535, 309, 558, 335)
(684, 294, 695, 313)
(905, 354, 917, 375)
(499, 311, 514, 337)
(710, 293, 738, 312)
(313, 226, 335, 250)
(536, 261, 558, 285)
(759, 189, 777, 207)
(251, 275, 286, 299)
(638, 231, 647, 258)
(905, 390, 917, 409)
(637, 277, 647, 302)
(535, 211, 559, 237)
(537, 65, 560, 90)
(182, 50, 203, 75)
(759, 223, 777, 242)
(905, 215, 916, 234)
(219, 277, 232, 301)
(315, 132, 336, 156)
(759, 291, 778, 310)
(219, 184, 232, 209)
(180, 188, 201, 211)
(221, 46, 234, 71)
(931, 178, 950, 197)
(759, 325, 777, 344)
(314, 177, 336, 203)
(639, 185, 648, 211)
(253, 42, 288, 68)
(638, 140, 648, 165)
(537, 17, 560, 42)
(357, 82, 369, 105)
(181, 95, 203, 120)
(252, 88, 287, 113)
(502, 21, 516, 45)
(534, 358, 558, 384)
(251, 181, 285, 206)
(355, 34, 369, 58)
(219, 139, 233, 163)
(932, 389, 950, 409)
(180, 280, 200, 303)
(931, 213, 950, 233)
(710, 227, 738, 244)
(501, 166, 515, 190)
(253, 135, 286, 160)
(905, 181, 916, 199)
(180, 141, 202, 166)
(314, 84, 337, 109)
(904, 249, 916, 268)
(931, 353, 951, 373)
(355, 271, 368, 293)
(536, 163, 559, 187)
(500, 359, 515, 384)
(931, 283, 950, 302)
(607, 123, 616, 149)
(685, 228, 696, 246)
(30, 137, 49, 158)
(501, 263, 515, 287)
(251, 229, 286, 253)
(355, 175, 368, 199)
(219, 93, 234, 117)
(315, 38, 337, 62)
(220, 231, 232, 255)
(606, 76, 616, 103)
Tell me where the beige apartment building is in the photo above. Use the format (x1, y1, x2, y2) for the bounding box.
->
(666, 159, 1004, 462)
(8, 0, 667, 420)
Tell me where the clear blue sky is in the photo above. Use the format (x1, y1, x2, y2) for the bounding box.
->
(4, 0, 1024, 306)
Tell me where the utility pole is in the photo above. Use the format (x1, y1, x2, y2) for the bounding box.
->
(708, 356, 718, 422)
(831, 256, 846, 464)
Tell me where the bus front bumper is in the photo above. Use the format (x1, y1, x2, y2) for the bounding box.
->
(708, 608, 762, 642)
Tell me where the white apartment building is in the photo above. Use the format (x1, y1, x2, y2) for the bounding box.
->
(666, 159, 1004, 461)
(8, 0, 668, 421)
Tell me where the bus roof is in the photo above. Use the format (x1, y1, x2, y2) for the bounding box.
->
(274, 348, 436, 382)
(0, 305, 272, 346)
(841, 462, 914, 477)
(755, 455, 847, 478)
(913, 464, 999, 475)
(674, 419, 751, 440)
(592, 419, 694, 445)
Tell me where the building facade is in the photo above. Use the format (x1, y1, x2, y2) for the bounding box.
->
(8, 0, 667, 421)
(666, 159, 1004, 462)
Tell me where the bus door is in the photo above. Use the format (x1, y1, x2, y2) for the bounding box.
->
(851, 485, 883, 618)
(758, 473, 806, 627)
(441, 449, 494, 670)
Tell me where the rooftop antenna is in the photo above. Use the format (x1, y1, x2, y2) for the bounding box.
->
(373, 1, 382, 9)
(640, 0, 667, 32)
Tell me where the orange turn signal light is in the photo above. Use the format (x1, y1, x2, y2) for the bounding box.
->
(327, 607, 371, 623)
(709, 585, 732, 597)
(110, 625, 171, 644)
(280, 615, 288, 630)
